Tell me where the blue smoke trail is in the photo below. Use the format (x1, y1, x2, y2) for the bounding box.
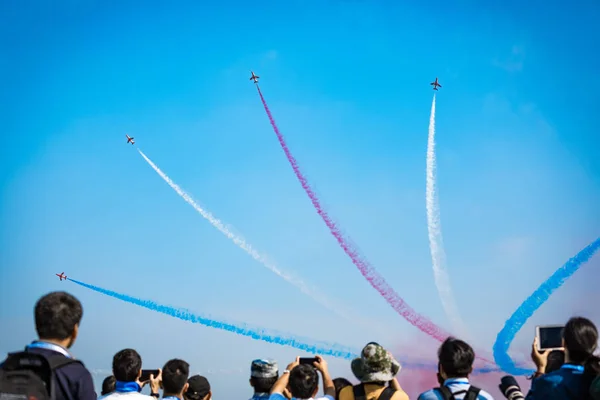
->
(68, 278, 358, 360)
(493, 237, 600, 375)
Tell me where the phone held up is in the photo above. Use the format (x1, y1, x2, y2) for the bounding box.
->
(299, 357, 318, 365)
(536, 325, 564, 351)
(139, 369, 160, 382)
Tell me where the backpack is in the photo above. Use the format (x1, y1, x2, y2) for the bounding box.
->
(352, 383, 396, 400)
(0, 350, 81, 400)
(434, 385, 481, 400)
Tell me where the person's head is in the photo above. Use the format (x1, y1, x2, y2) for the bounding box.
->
(562, 316, 600, 376)
(289, 364, 319, 399)
(184, 375, 211, 400)
(162, 359, 190, 396)
(332, 377, 352, 399)
(350, 342, 400, 383)
(101, 375, 117, 395)
(249, 359, 279, 393)
(437, 337, 474, 380)
(34, 291, 83, 348)
(545, 350, 565, 373)
(112, 349, 142, 382)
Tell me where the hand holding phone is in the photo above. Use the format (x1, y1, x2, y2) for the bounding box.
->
(139, 369, 160, 382)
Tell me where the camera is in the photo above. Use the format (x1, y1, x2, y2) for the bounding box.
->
(499, 376, 525, 400)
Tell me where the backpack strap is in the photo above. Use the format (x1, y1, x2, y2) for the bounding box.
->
(434, 386, 455, 400)
(353, 384, 366, 400)
(377, 387, 396, 400)
(463, 386, 480, 400)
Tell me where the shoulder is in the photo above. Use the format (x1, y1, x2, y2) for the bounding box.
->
(268, 394, 287, 400)
(338, 385, 354, 400)
(391, 389, 409, 400)
(474, 388, 495, 400)
(416, 388, 441, 400)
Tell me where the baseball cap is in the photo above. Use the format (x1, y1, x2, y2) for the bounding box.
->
(185, 375, 210, 400)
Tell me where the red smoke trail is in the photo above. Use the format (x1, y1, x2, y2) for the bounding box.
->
(255, 85, 449, 339)
(255, 85, 499, 367)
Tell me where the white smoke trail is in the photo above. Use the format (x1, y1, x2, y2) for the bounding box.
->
(426, 95, 469, 338)
(137, 148, 385, 334)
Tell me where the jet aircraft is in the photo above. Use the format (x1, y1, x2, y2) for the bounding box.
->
(430, 77, 442, 90)
(126, 134, 135, 144)
(55, 272, 67, 281)
(249, 71, 260, 83)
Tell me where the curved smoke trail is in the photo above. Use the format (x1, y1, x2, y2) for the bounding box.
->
(71, 278, 499, 373)
(425, 94, 468, 337)
(136, 148, 365, 328)
(68, 278, 358, 359)
(493, 237, 600, 375)
(254, 85, 451, 340)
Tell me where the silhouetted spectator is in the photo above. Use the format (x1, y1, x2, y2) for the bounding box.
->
(526, 316, 600, 399)
(100, 375, 117, 397)
(417, 337, 494, 400)
(0, 291, 96, 400)
(333, 378, 351, 399)
(103, 349, 160, 400)
(339, 342, 408, 400)
(250, 359, 279, 400)
(184, 375, 211, 400)
(545, 350, 565, 373)
(162, 359, 190, 400)
(269, 356, 335, 400)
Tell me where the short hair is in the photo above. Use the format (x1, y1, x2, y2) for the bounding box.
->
(162, 359, 190, 394)
(101, 375, 116, 395)
(34, 291, 83, 340)
(250, 376, 278, 393)
(438, 337, 474, 378)
(545, 350, 565, 373)
(333, 377, 352, 399)
(112, 349, 142, 382)
(289, 365, 319, 399)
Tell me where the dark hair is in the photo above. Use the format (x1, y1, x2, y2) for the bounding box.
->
(250, 376, 278, 393)
(333, 377, 352, 399)
(112, 349, 142, 382)
(563, 317, 600, 377)
(545, 350, 565, 373)
(289, 364, 319, 399)
(162, 359, 190, 394)
(101, 375, 116, 395)
(34, 291, 83, 340)
(438, 337, 474, 378)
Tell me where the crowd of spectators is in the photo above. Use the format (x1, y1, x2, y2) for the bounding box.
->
(1, 291, 599, 400)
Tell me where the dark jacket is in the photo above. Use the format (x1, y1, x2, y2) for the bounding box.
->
(1, 343, 97, 400)
(526, 363, 594, 400)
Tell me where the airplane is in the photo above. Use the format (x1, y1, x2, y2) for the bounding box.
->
(55, 272, 67, 281)
(126, 134, 135, 145)
(249, 71, 260, 83)
(430, 77, 442, 90)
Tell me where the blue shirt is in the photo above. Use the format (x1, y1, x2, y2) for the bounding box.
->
(250, 393, 271, 400)
(417, 378, 494, 400)
(526, 363, 594, 400)
(269, 394, 334, 400)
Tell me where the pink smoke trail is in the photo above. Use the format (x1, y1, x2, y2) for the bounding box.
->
(255, 85, 449, 338)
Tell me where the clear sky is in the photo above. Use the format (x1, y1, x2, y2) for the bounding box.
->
(1, 0, 599, 398)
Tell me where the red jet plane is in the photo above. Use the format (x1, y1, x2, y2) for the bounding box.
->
(249, 71, 260, 83)
(55, 272, 67, 281)
(430, 77, 442, 90)
(126, 134, 135, 145)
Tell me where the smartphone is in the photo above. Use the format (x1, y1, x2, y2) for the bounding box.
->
(139, 369, 160, 382)
(299, 357, 318, 365)
(536, 325, 564, 351)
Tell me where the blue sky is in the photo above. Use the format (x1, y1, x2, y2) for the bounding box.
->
(1, 0, 599, 397)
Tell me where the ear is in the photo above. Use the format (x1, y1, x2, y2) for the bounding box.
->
(207, 390, 212, 400)
(249, 378, 254, 387)
(72, 324, 79, 341)
(183, 382, 189, 393)
(136, 369, 142, 380)
(438, 364, 447, 379)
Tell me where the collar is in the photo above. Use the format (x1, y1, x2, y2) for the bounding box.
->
(444, 377, 469, 385)
(163, 396, 181, 400)
(115, 381, 142, 393)
(561, 364, 585, 372)
(27, 340, 71, 358)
